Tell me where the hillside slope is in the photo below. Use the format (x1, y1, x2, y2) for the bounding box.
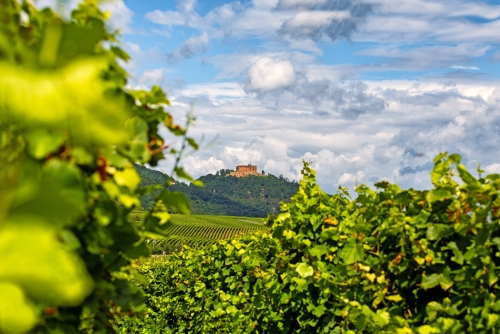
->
(134, 165, 298, 217)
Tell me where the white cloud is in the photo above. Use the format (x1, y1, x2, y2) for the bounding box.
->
(244, 58, 297, 93)
(485, 163, 500, 174)
(375, 0, 500, 19)
(253, 0, 279, 9)
(285, 11, 351, 29)
(100, 0, 134, 34)
(124, 41, 141, 54)
(359, 0, 500, 44)
(277, 0, 327, 9)
(358, 43, 490, 70)
(167, 32, 210, 65)
(180, 156, 225, 176)
(282, 10, 350, 30)
(34, 0, 79, 18)
(450, 66, 480, 70)
(338, 171, 366, 186)
(178, 0, 197, 13)
(231, 9, 288, 37)
(139, 68, 165, 87)
(145, 10, 185, 26)
(181, 83, 247, 102)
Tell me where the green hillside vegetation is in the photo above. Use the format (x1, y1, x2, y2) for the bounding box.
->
(129, 211, 267, 254)
(134, 164, 299, 217)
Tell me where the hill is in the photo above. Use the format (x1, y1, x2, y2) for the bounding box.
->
(134, 164, 299, 217)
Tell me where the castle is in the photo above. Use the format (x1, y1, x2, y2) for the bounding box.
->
(228, 164, 265, 178)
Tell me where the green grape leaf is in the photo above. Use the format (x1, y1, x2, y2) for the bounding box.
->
(187, 137, 199, 150)
(296, 263, 314, 278)
(174, 167, 194, 181)
(309, 245, 328, 259)
(340, 239, 364, 264)
(447, 242, 464, 265)
(421, 273, 441, 290)
(125, 116, 149, 145)
(162, 191, 190, 215)
(0, 217, 93, 306)
(114, 167, 141, 191)
(0, 282, 38, 334)
(25, 129, 65, 159)
(192, 180, 204, 187)
(9, 160, 86, 228)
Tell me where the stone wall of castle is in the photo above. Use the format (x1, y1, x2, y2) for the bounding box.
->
(228, 164, 264, 178)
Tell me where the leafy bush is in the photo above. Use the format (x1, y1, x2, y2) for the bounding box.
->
(119, 153, 500, 333)
(0, 1, 196, 332)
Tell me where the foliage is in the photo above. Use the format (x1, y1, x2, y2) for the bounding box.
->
(135, 164, 299, 217)
(114, 232, 283, 333)
(0, 1, 196, 332)
(118, 153, 500, 333)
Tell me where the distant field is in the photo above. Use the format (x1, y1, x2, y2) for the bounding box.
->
(129, 211, 268, 254)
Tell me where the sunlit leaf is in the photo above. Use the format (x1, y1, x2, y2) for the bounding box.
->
(162, 191, 190, 215)
(0, 282, 38, 334)
(296, 263, 314, 278)
(0, 217, 94, 305)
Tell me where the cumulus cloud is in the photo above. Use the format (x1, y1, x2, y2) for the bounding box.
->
(202, 139, 371, 190)
(485, 163, 500, 174)
(241, 59, 386, 119)
(166, 32, 210, 65)
(178, 156, 225, 176)
(387, 92, 500, 179)
(244, 58, 297, 93)
(295, 79, 386, 119)
(338, 171, 366, 186)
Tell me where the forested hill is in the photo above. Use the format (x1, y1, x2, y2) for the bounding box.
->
(134, 164, 299, 217)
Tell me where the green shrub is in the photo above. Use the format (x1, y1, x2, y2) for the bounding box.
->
(119, 153, 500, 333)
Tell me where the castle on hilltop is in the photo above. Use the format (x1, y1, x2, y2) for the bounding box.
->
(228, 164, 265, 178)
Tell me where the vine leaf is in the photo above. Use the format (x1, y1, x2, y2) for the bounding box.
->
(296, 263, 314, 278)
(162, 191, 190, 215)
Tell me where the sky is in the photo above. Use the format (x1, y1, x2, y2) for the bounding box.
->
(41, 0, 500, 194)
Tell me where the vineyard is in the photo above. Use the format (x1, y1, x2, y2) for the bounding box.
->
(129, 212, 268, 254)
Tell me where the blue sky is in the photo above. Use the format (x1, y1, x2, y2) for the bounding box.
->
(41, 0, 500, 193)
